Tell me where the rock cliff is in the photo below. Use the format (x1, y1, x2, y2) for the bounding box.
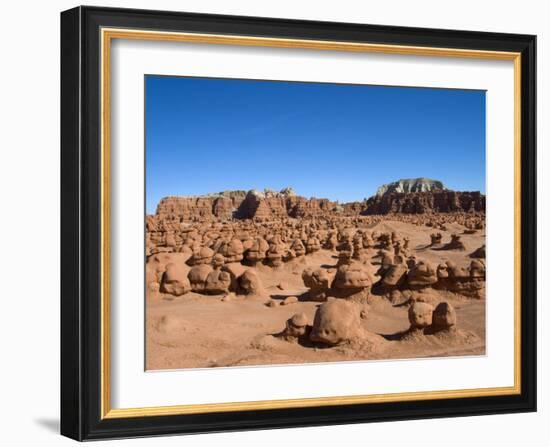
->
(155, 191, 247, 220)
(152, 182, 484, 222)
(364, 190, 485, 215)
(376, 178, 447, 196)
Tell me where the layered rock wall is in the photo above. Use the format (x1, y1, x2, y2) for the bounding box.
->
(156, 191, 247, 220)
(153, 186, 485, 222)
(364, 191, 485, 215)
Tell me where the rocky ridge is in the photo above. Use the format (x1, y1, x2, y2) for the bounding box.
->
(151, 180, 484, 222)
(376, 178, 447, 196)
(364, 191, 485, 215)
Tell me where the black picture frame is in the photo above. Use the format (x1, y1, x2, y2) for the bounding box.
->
(61, 5, 536, 441)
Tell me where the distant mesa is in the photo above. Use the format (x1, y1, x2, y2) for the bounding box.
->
(152, 180, 484, 222)
(376, 178, 447, 197)
(365, 178, 484, 215)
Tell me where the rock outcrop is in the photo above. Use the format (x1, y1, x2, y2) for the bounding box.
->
(364, 191, 485, 215)
(156, 191, 247, 220)
(376, 178, 447, 196)
(309, 300, 363, 345)
(153, 188, 347, 222)
(149, 183, 485, 224)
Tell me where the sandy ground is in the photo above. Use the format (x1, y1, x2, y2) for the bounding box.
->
(146, 220, 486, 370)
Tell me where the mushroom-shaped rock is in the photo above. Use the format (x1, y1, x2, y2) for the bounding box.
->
(302, 267, 334, 301)
(188, 246, 214, 266)
(238, 269, 264, 295)
(446, 261, 469, 279)
(445, 234, 466, 251)
(332, 261, 373, 291)
(242, 238, 254, 251)
(378, 232, 392, 250)
(393, 241, 409, 262)
(362, 232, 375, 249)
(336, 237, 353, 256)
(431, 302, 457, 331)
(305, 237, 321, 254)
(282, 248, 296, 262)
(290, 239, 306, 257)
(160, 263, 191, 296)
(381, 263, 408, 287)
(336, 249, 353, 266)
(436, 263, 450, 279)
(281, 313, 310, 338)
(244, 237, 269, 265)
(266, 240, 285, 267)
(430, 232, 443, 246)
(187, 264, 213, 292)
(324, 232, 338, 250)
(407, 260, 438, 288)
(205, 269, 232, 295)
(378, 250, 395, 274)
(218, 239, 244, 263)
(310, 300, 362, 345)
(212, 253, 225, 268)
(222, 262, 247, 292)
(408, 302, 434, 329)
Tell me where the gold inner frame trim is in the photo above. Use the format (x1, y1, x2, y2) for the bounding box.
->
(100, 27, 522, 419)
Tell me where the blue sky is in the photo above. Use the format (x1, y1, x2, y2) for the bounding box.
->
(146, 75, 485, 214)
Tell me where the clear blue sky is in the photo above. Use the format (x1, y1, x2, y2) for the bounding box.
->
(146, 75, 486, 214)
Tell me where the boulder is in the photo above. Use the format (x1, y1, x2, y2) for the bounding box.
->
(281, 313, 310, 338)
(290, 239, 306, 257)
(310, 300, 362, 345)
(160, 263, 191, 296)
(444, 234, 466, 251)
(408, 302, 434, 329)
(282, 296, 298, 305)
(188, 246, 214, 265)
(305, 237, 321, 254)
(188, 264, 213, 292)
(381, 263, 408, 288)
(332, 261, 373, 291)
(239, 270, 264, 295)
(205, 269, 232, 295)
(302, 267, 334, 301)
(218, 238, 244, 263)
(244, 237, 269, 264)
(431, 302, 457, 330)
(407, 260, 438, 287)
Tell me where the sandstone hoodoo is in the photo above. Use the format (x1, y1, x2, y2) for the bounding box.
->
(146, 182, 486, 370)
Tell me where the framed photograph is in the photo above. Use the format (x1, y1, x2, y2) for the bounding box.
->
(61, 6, 536, 441)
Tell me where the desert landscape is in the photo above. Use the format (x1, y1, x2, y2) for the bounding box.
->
(145, 178, 486, 370)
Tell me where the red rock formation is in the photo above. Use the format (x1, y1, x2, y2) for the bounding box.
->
(156, 191, 247, 220)
(364, 191, 485, 215)
(287, 196, 335, 218)
(150, 186, 485, 224)
(342, 201, 368, 215)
